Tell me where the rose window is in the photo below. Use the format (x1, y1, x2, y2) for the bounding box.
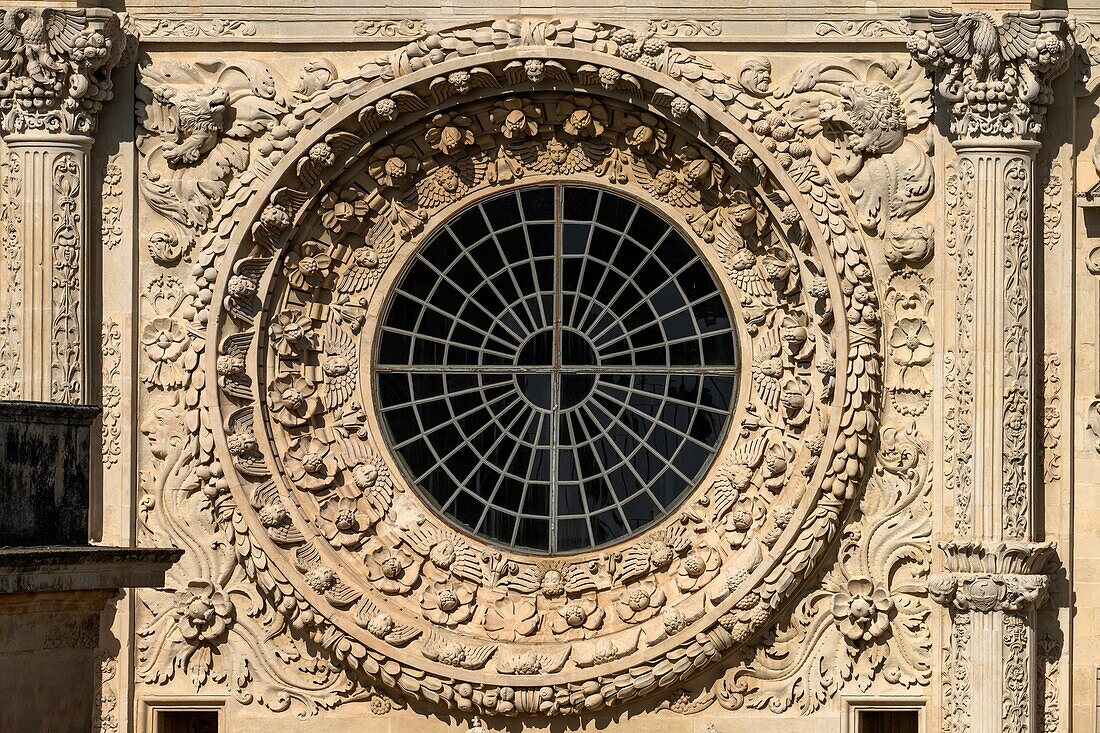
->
(376, 185, 737, 553)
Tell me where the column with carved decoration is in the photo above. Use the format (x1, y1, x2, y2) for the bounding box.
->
(0, 7, 125, 403)
(905, 9, 1073, 733)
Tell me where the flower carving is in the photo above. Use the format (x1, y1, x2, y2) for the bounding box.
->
(890, 318, 933, 368)
(324, 496, 366, 550)
(141, 317, 195, 389)
(484, 596, 539, 640)
(420, 584, 476, 627)
(830, 577, 893, 644)
(268, 311, 315, 358)
(320, 189, 368, 233)
(267, 374, 321, 427)
(425, 113, 475, 155)
(623, 112, 668, 154)
(174, 580, 234, 645)
(676, 545, 722, 592)
(549, 597, 604, 638)
(283, 241, 333, 290)
(366, 543, 422, 595)
(369, 144, 420, 188)
(284, 435, 336, 492)
(615, 581, 667, 623)
(491, 98, 542, 139)
(558, 97, 607, 138)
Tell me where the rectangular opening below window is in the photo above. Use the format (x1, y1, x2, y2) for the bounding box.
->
(859, 709, 920, 733)
(155, 709, 220, 733)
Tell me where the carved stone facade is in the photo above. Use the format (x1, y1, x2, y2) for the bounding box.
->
(5, 0, 1100, 731)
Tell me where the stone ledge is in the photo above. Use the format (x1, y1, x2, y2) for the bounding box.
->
(0, 546, 182, 595)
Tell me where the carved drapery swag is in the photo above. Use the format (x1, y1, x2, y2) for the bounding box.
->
(131, 20, 945, 718)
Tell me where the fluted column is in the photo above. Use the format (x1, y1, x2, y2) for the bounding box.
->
(905, 10, 1074, 733)
(0, 7, 125, 402)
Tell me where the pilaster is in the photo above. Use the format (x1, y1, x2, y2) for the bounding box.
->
(0, 7, 125, 403)
(905, 9, 1074, 733)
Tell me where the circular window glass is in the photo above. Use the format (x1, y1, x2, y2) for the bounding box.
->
(376, 185, 737, 553)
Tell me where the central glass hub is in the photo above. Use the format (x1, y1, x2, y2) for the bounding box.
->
(515, 328, 597, 411)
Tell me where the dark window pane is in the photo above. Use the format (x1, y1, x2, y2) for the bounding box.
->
(377, 186, 736, 553)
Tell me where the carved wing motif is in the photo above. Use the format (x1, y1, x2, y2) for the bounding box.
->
(403, 526, 484, 584)
(429, 67, 498, 104)
(752, 367, 781, 411)
(618, 544, 655, 584)
(322, 322, 358, 411)
(927, 11, 978, 60)
(42, 9, 87, 65)
(461, 642, 499, 670)
(540, 646, 571, 674)
(499, 564, 542, 595)
(422, 631, 496, 669)
(354, 597, 422, 646)
(416, 165, 470, 210)
(359, 90, 429, 136)
(998, 12, 1043, 61)
(217, 332, 253, 399)
(564, 564, 597, 595)
(714, 225, 769, 297)
(0, 11, 27, 62)
(340, 438, 395, 524)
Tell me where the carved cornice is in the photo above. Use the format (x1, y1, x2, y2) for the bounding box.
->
(904, 10, 1074, 141)
(0, 7, 125, 136)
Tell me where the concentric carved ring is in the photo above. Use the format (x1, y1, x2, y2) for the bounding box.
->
(206, 29, 881, 716)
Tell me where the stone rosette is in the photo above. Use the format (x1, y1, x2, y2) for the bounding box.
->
(192, 21, 884, 715)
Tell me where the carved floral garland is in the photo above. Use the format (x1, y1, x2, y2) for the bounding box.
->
(132, 20, 915, 717)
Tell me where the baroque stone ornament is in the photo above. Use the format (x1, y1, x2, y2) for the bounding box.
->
(0, 7, 127, 403)
(904, 13, 1071, 733)
(136, 20, 893, 718)
(904, 11, 1074, 139)
(0, 7, 126, 135)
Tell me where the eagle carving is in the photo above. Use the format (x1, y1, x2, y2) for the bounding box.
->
(926, 10, 1042, 80)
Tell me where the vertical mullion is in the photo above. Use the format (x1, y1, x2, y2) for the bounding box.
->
(548, 185, 564, 552)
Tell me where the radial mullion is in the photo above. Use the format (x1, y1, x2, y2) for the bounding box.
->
(473, 407, 542, 536)
(445, 221, 532, 344)
(405, 378, 522, 467)
(412, 253, 530, 349)
(482, 217, 545, 335)
(575, 398, 662, 513)
(594, 378, 718, 457)
(440, 396, 533, 514)
(592, 287, 730, 354)
(573, 194, 640, 334)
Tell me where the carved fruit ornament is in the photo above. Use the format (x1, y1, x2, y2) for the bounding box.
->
(199, 21, 882, 716)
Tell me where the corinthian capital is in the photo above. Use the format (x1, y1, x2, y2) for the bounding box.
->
(0, 7, 126, 136)
(904, 10, 1074, 140)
